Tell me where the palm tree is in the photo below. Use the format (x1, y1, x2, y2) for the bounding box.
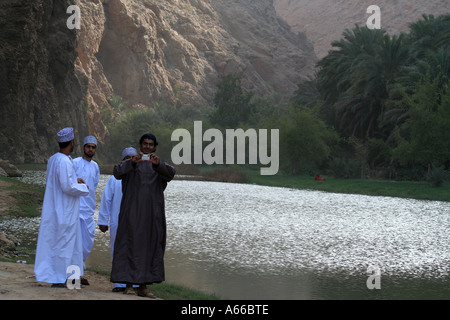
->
(317, 26, 410, 141)
(317, 26, 384, 106)
(407, 14, 450, 58)
(383, 14, 450, 139)
(401, 14, 450, 90)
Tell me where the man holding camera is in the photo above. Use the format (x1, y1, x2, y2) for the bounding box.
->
(111, 133, 176, 298)
(98, 147, 138, 292)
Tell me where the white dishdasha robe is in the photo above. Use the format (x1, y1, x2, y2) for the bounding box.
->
(34, 153, 89, 284)
(72, 157, 100, 265)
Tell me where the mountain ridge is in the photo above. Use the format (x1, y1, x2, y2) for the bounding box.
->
(274, 0, 449, 58)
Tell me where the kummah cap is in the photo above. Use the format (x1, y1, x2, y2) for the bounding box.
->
(57, 127, 74, 143)
(122, 147, 138, 160)
(83, 135, 97, 146)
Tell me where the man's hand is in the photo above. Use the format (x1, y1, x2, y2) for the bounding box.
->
(132, 153, 142, 163)
(149, 153, 160, 166)
(131, 152, 159, 165)
(77, 178, 89, 189)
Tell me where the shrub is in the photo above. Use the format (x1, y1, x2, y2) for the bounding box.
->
(427, 165, 446, 187)
(204, 167, 249, 183)
(328, 157, 362, 179)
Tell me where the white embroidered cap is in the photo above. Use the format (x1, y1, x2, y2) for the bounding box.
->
(57, 127, 74, 143)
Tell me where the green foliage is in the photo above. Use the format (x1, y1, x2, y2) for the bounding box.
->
(0, 176, 44, 217)
(392, 76, 450, 168)
(367, 138, 392, 168)
(427, 165, 446, 187)
(247, 171, 450, 202)
(307, 14, 450, 179)
(408, 14, 450, 56)
(276, 105, 336, 174)
(210, 74, 254, 127)
(292, 77, 321, 109)
(150, 282, 220, 300)
(328, 157, 362, 179)
(317, 26, 411, 140)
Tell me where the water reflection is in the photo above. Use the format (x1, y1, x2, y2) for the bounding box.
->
(2, 171, 450, 299)
(162, 180, 449, 299)
(166, 181, 449, 276)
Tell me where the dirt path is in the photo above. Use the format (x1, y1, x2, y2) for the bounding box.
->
(0, 261, 160, 300)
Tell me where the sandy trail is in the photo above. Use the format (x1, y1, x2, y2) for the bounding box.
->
(0, 261, 159, 300)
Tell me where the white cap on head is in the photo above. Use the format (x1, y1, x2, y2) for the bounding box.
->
(83, 135, 97, 146)
(57, 127, 74, 143)
(122, 147, 137, 160)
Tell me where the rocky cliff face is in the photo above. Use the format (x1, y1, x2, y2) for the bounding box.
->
(274, 0, 448, 58)
(1, 0, 317, 163)
(0, 0, 91, 163)
(75, 0, 316, 131)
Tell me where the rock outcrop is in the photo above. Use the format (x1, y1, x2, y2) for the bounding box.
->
(0, 159, 22, 177)
(0, 0, 91, 163)
(0, 233, 19, 258)
(75, 0, 316, 128)
(274, 0, 448, 58)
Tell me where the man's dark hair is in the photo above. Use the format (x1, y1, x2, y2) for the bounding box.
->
(139, 133, 158, 146)
(58, 141, 71, 149)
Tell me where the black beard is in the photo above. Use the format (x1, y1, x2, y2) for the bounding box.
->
(84, 151, 94, 158)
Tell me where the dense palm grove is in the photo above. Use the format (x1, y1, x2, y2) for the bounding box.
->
(103, 14, 449, 184)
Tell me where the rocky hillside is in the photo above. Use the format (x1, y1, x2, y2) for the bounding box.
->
(0, 0, 317, 163)
(274, 0, 448, 58)
(75, 0, 316, 139)
(0, 0, 91, 163)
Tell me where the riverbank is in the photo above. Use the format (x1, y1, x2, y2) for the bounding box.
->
(12, 163, 450, 203)
(245, 170, 450, 202)
(176, 165, 449, 202)
(0, 260, 219, 300)
(0, 176, 219, 300)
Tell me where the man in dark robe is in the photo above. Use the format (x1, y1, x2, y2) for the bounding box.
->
(111, 133, 176, 298)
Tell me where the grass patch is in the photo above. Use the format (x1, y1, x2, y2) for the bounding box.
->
(246, 170, 450, 202)
(0, 246, 35, 263)
(0, 176, 44, 217)
(86, 268, 220, 300)
(150, 282, 220, 300)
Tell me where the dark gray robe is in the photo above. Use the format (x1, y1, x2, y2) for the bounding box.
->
(110, 158, 175, 284)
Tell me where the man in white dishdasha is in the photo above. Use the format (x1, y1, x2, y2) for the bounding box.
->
(72, 135, 100, 285)
(34, 127, 89, 287)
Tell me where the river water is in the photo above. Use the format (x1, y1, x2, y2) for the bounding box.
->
(2, 170, 449, 299)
